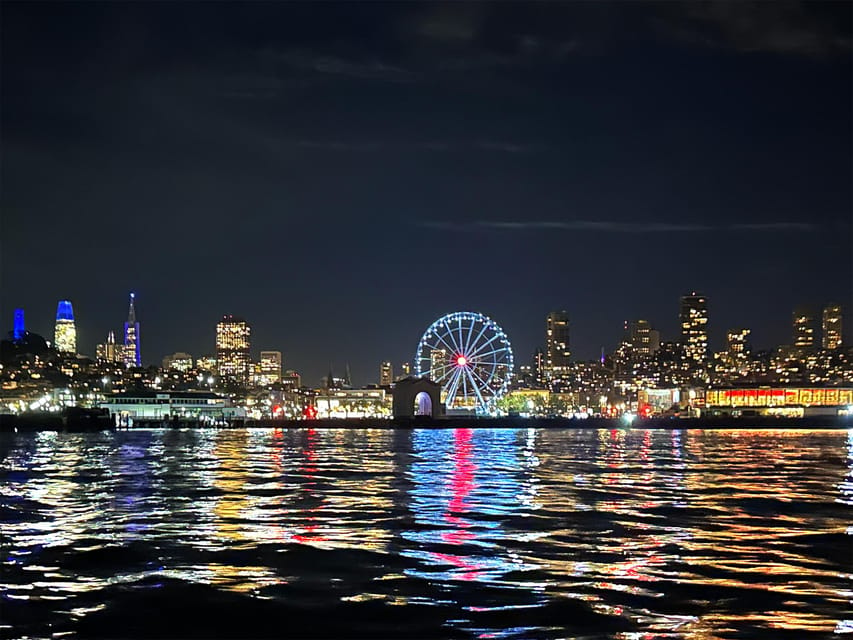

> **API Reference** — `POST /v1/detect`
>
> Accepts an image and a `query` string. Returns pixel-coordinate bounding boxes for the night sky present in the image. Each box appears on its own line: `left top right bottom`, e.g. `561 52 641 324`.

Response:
2 1 851 385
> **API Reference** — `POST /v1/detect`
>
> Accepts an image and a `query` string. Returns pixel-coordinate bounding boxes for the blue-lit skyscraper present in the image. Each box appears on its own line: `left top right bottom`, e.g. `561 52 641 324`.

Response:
54 300 77 353
123 293 141 367
12 309 25 341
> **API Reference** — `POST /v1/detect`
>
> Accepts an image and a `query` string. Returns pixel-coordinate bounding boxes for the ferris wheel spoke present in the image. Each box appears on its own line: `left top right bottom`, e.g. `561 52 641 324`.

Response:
445 366 464 408
468 365 495 396
461 365 468 405
433 331 459 358
457 315 465 356
464 367 488 411
462 317 476 356
468 347 509 363
468 332 503 358
464 321 490 357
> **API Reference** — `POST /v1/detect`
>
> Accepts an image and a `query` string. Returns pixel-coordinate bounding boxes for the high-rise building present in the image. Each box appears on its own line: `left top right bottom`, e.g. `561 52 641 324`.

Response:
96 331 120 363
123 293 141 367
792 306 816 351
54 300 77 354
727 328 751 360
629 320 660 357
545 311 570 378
532 348 545 384
430 348 447 381
679 293 708 363
13 309 25 341
380 361 393 386
216 315 251 384
822 304 842 350
163 352 194 372
253 351 282 386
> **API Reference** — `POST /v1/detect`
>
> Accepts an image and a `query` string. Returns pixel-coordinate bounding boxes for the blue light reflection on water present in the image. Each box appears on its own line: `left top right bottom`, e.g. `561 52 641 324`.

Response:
0 427 851 639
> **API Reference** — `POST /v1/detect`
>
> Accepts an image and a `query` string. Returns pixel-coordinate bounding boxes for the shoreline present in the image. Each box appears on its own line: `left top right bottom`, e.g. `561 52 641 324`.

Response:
1 413 851 432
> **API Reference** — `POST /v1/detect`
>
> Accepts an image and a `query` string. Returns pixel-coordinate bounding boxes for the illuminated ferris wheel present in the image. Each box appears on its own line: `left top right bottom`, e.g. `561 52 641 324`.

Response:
415 311 514 414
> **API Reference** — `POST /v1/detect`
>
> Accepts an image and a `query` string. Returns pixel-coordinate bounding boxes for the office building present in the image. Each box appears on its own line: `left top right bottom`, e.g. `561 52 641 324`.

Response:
281 370 301 390
123 293 141 367
253 351 282 387
822 304 842 350
430 348 447 382
545 311 571 380
54 300 77 354
727 328 751 360
216 316 251 384
679 293 708 363
792 306 816 351
629 320 659 357
196 355 217 372
96 331 119 363
163 352 194 372
380 361 393 386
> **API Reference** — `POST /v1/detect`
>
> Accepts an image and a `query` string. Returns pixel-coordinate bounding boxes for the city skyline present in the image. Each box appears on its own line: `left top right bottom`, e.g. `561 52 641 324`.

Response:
1 2 850 385
4 291 848 386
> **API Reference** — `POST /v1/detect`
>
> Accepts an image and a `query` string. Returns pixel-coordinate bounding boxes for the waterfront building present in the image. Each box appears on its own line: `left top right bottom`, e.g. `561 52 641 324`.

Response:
398 362 411 380
163 352 194 372
545 311 571 379
792 306 817 352
313 387 389 419
822 304 842 350
13 309 25 342
253 351 282 386
379 361 393 386
215 316 251 385
99 390 245 422
54 300 77 354
123 293 141 367
679 293 708 363
705 386 853 417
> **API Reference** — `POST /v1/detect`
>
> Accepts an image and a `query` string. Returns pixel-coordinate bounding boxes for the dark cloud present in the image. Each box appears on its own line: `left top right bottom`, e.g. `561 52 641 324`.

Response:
420 220 818 233
654 1 852 57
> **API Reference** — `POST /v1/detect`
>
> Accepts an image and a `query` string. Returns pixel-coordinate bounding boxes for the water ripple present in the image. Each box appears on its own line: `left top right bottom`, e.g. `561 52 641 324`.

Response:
0 427 850 638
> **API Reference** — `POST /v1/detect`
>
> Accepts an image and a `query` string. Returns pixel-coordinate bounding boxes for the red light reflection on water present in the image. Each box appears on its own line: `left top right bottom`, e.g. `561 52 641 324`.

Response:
433 429 480 580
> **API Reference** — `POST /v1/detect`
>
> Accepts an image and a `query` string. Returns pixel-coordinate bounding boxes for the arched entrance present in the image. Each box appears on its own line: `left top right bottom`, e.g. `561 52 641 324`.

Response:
392 377 442 418
414 391 432 416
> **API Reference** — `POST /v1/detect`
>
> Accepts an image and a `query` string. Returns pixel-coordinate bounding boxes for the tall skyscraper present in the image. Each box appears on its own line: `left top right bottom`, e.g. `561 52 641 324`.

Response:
792 306 816 351
12 309 25 341
216 315 251 384
679 293 708 363
54 300 77 354
545 311 570 378
380 361 393 386
123 293 141 367
822 304 842 350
